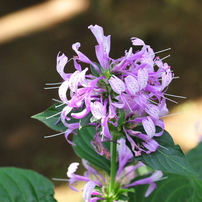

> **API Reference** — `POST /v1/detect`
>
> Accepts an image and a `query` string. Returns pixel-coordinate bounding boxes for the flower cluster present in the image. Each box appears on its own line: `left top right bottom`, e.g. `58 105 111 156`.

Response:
67 138 164 201
55 24 173 156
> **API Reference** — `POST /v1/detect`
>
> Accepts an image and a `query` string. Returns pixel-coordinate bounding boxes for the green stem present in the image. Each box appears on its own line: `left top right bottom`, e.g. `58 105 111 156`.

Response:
109 134 117 194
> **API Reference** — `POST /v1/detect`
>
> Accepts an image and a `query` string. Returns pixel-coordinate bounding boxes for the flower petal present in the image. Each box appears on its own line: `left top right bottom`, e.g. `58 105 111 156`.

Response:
88 25 111 69
125 75 139 95
138 68 148 90
142 117 155 139
56 52 69 80
116 138 133 176
58 80 69 103
145 105 160 120
109 75 125 94
67 162 79 178
60 105 73 125
72 42 100 72
90 101 105 119
83 181 97 202
142 138 159 152
131 37 145 46
101 117 112 139
68 70 80 92
71 107 91 119
64 123 79 145
161 69 173 90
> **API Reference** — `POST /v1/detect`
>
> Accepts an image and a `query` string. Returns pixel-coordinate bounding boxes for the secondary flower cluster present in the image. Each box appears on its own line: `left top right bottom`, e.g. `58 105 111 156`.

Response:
67 139 164 201
55 24 173 156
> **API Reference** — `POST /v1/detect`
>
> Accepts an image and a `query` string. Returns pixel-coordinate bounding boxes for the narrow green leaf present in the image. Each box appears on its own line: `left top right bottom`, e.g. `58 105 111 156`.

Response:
186 142 202 179
73 126 110 173
0 167 56 202
128 173 202 202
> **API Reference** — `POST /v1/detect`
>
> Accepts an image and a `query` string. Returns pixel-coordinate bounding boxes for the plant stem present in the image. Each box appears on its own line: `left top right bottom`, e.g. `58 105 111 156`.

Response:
109 134 117 194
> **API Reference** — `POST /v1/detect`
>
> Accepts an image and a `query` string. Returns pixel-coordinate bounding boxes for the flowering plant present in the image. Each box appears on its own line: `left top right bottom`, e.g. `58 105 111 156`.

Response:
32 25 202 202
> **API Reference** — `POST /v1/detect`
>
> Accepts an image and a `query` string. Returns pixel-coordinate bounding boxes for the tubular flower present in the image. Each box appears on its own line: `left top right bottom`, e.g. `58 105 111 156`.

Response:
50 24 174 155
66 138 164 201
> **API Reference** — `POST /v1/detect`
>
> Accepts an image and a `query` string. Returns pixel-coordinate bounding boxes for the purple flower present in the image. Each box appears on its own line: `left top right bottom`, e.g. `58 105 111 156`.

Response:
116 138 133 176
125 170 164 197
123 127 159 156
83 181 105 202
56 52 69 80
50 24 174 155
109 75 126 94
125 75 139 95
67 162 89 192
142 116 156 139
66 138 165 201
116 139 164 197
66 159 105 190
66 160 106 201
88 25 111 69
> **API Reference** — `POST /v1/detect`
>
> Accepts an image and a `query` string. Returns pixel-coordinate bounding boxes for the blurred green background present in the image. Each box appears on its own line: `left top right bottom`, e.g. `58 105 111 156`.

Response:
0 0 202 185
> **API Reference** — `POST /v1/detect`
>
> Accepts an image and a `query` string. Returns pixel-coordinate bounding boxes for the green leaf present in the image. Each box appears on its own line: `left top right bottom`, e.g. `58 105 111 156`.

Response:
186 142 202 179
79 112 92 129
32 104 67 132
73 126 110 173
117 110 125 128
32 104 79 133
90 62 103 77
118 194 129 201
128 126 197 176
128 173 202 202
0 167 56 202
138 144 197 176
